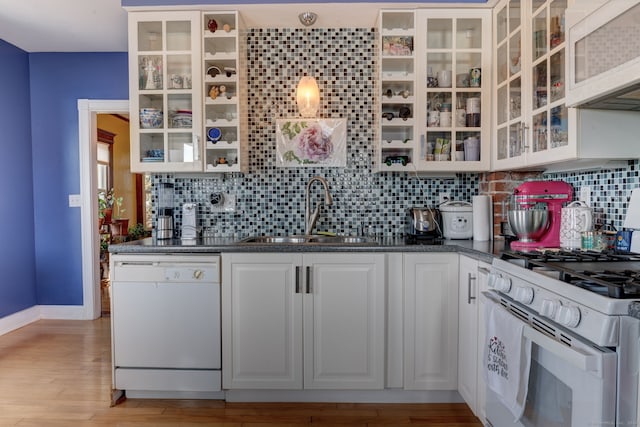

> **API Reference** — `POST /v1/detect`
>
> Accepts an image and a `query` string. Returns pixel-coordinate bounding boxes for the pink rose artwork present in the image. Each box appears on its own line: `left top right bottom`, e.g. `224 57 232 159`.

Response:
294 124 334 163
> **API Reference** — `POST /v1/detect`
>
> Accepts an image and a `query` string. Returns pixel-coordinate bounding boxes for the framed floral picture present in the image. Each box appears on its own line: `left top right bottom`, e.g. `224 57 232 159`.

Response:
275 119 347 167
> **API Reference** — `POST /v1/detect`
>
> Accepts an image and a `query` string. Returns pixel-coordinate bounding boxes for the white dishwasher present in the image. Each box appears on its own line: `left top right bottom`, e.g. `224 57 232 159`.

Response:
110 253 222 399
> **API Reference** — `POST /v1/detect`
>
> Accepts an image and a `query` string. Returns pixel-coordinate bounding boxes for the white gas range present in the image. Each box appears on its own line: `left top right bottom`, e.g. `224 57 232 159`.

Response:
485 250 640 427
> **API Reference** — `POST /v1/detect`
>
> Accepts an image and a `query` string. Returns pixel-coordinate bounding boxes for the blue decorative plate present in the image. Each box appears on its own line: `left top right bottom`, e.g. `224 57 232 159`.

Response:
207 127 222 142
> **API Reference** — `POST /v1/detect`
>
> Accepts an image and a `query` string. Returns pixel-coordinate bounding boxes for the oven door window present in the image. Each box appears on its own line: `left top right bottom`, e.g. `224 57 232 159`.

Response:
487 326 617 427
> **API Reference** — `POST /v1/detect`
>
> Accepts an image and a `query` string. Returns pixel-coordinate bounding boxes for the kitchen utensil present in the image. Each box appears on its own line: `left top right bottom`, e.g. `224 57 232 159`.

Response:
440 201 473 239
463 137 480 161
139 108 163 129
508 208 549 242
465 97 481 127
456 108 466 126
560 201 593 249
438 70 452 88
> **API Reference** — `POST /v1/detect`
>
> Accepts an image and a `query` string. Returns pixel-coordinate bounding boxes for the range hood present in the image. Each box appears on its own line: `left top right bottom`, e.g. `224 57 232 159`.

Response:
578 84 640 111
566 0 640 110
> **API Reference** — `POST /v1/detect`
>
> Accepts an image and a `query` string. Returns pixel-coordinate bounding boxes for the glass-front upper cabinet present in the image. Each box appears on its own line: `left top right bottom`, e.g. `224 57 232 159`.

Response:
376 9 490 173
494 0 524 165
529 0 568 161
493 0 571 170
128 11 203 173
417 10 491 172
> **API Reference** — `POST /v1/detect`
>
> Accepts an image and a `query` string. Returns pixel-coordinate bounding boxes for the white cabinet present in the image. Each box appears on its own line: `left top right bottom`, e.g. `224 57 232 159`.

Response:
476 260 490 422
492 0 573 170
222 252 385 390
128 10 247 173
457 254 491 419
403 253 459 390
377 9 491 173
566 0 640 107
202 11 248 172
457 255 479 408
128 11 203 173
491 0 637 172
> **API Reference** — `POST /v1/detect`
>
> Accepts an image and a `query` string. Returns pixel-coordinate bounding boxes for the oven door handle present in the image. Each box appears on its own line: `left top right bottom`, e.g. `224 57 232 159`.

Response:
523 323 602 375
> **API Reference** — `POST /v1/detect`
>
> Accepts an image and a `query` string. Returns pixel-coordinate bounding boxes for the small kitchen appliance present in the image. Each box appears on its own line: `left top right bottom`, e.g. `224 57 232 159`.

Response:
559 200 593 249
440 201 473 239
181 202 197 240
157 183 174 240
508 180 573 250
405 207 442 244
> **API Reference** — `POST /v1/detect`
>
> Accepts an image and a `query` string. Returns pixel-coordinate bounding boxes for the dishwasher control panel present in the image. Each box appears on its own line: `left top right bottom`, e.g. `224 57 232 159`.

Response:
110 254 220 283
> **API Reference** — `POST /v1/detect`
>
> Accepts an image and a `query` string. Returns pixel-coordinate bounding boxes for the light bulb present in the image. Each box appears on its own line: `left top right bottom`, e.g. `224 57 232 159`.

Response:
296 76 320 118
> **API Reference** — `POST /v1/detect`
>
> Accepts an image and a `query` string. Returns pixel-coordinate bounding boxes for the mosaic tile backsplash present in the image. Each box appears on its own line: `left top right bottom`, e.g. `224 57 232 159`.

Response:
545 160 640 231
153 28 479 238
152 28 640 238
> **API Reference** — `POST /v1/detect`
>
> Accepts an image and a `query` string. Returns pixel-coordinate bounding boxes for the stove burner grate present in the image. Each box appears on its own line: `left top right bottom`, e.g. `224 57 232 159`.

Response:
501 250 640 299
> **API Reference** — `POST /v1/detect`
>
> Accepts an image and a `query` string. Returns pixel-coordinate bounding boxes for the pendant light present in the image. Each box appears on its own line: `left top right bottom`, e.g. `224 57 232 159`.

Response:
296 12 319 118
296 76 320 118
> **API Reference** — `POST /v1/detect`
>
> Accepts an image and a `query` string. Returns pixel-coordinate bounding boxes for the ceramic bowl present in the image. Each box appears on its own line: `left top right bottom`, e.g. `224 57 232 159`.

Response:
140 109 163 129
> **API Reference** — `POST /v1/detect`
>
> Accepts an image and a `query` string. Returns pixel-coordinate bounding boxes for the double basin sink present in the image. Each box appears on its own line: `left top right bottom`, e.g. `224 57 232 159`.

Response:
238 235 377 245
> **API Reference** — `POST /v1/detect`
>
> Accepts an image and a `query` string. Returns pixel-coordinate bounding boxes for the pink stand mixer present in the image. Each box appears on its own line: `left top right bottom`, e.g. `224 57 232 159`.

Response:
508 181 573 250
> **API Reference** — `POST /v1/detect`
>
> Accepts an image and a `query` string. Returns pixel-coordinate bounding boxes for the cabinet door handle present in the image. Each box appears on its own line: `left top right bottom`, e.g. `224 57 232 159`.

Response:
306 266 312 294
478 267 490 275
295 266 301 294
468 272 477 304
194 135 200 160
521 122 530 151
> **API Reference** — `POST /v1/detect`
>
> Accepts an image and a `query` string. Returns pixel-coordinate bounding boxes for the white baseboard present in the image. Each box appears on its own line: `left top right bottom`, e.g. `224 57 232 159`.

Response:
0 306 41 336
0 305 89 336
39 305 87 320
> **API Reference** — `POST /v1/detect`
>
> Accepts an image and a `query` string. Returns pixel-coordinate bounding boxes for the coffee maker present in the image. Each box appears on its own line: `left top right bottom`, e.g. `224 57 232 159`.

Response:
508 181 573 250
157 183 174 240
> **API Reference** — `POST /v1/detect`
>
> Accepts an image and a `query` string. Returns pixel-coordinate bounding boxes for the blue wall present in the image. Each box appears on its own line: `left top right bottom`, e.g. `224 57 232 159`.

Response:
0 41 37 317
29 53 128 306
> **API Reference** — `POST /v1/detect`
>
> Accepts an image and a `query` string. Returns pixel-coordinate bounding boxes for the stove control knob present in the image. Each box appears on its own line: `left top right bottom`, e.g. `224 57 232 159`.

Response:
540 299 561 319
487 272 499 289
494 276 512 293
514 286 534 305
557 306 581 328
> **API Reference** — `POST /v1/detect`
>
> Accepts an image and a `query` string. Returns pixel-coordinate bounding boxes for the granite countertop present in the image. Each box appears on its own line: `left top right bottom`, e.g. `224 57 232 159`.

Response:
109 236 506 263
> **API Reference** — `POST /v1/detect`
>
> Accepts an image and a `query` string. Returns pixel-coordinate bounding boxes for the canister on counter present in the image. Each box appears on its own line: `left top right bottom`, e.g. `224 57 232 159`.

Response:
615 230 633 252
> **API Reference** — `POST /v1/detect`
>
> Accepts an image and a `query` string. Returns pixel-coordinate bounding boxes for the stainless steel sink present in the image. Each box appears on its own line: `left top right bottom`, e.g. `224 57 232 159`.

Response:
238 235 377 245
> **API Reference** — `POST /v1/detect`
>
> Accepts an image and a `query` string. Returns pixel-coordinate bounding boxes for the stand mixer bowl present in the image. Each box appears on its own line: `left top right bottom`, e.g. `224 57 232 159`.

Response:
508 209 549 242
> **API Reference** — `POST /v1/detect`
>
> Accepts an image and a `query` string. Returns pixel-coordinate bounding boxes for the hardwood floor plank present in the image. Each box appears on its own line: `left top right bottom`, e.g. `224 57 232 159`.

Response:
0 319 482 426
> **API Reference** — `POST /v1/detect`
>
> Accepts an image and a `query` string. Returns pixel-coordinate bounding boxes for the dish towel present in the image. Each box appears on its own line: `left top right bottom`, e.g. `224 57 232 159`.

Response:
484 298 532 421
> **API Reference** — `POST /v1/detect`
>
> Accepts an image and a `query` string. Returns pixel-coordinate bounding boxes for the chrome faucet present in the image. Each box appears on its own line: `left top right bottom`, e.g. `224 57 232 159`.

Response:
305 176 333 235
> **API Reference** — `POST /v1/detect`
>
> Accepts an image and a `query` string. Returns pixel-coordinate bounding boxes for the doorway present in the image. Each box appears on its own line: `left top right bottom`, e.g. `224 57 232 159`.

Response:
78 100 129 320
96 113 135 315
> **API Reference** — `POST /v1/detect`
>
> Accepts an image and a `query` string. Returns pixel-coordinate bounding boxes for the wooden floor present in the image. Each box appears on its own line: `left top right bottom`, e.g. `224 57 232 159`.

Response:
0 318 482 426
